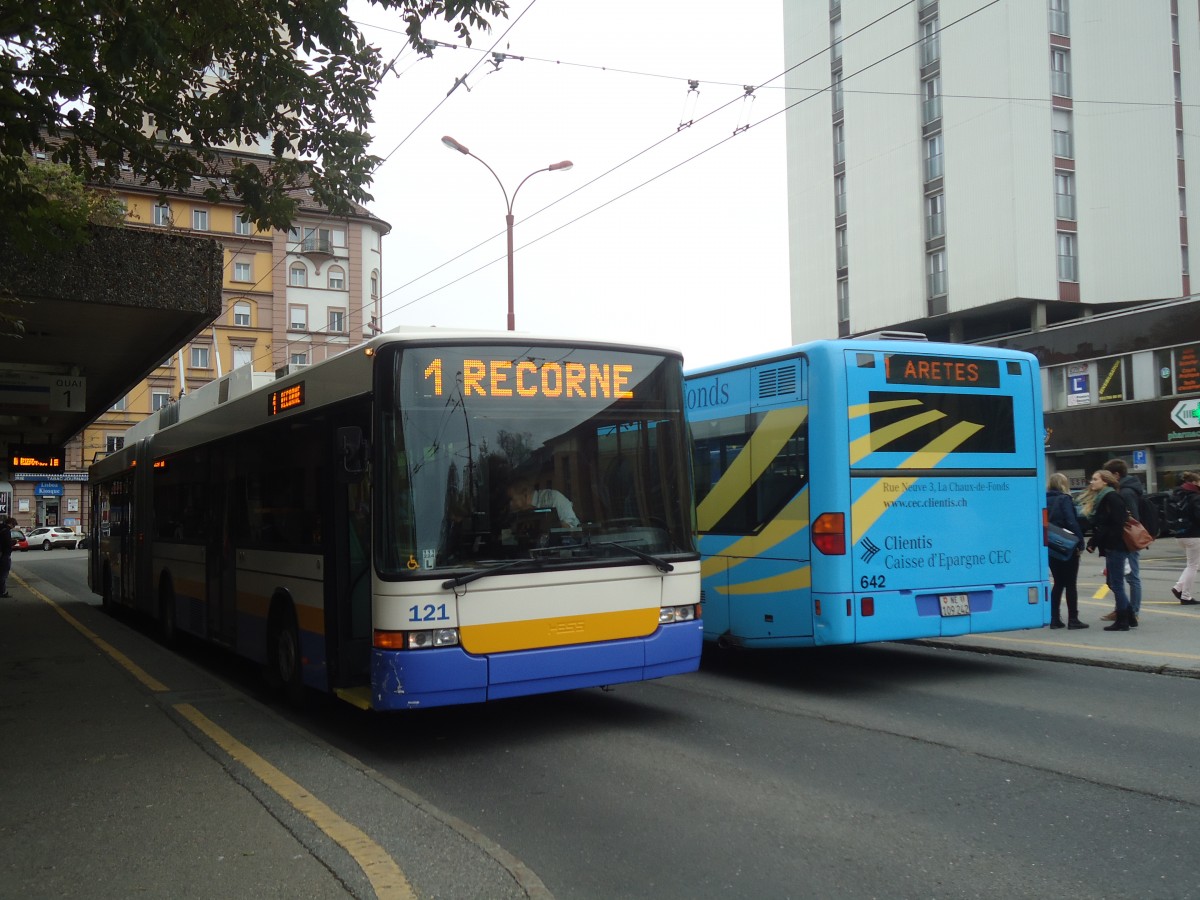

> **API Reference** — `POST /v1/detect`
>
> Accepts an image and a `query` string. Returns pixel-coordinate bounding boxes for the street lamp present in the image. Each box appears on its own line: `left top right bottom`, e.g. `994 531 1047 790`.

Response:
441 135 573 331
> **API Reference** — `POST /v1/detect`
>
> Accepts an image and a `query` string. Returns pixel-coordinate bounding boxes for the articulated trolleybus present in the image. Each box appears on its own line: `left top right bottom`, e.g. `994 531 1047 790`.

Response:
685 336 1048 649
89 329 702 709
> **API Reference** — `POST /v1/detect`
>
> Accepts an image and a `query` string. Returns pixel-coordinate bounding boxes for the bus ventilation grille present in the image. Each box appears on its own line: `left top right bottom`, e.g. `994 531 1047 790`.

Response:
757 365 796 399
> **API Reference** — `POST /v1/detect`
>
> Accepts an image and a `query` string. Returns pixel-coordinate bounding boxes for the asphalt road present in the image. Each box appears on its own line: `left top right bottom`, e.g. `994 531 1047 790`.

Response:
24 551 1200 900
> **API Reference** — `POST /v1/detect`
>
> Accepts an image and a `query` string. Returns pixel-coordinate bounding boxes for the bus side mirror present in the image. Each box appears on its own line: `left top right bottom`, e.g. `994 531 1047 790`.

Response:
337 426 368 482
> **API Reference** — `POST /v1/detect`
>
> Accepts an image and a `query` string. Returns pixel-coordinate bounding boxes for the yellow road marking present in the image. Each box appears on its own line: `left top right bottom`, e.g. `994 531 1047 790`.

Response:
15 573 414 900
176 704 414 900
961 632 1200 662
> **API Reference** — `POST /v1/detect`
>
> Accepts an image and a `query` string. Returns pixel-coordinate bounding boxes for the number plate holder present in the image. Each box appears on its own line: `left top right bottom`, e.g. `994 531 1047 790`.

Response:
938 593 970 617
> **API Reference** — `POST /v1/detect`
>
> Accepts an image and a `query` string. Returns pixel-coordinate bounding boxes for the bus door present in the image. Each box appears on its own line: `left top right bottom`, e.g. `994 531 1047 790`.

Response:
206 451 238 645
329 418 372 688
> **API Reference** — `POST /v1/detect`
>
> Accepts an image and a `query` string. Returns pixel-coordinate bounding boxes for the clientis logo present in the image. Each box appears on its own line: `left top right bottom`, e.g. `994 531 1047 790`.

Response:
686 377 730 410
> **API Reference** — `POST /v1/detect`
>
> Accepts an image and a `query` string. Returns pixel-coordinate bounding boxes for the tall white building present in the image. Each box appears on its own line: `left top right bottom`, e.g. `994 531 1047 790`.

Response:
785 0 1196 343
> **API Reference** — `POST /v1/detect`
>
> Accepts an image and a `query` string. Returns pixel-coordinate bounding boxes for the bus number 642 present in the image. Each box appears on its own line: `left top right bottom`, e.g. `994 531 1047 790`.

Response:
860 575 886 590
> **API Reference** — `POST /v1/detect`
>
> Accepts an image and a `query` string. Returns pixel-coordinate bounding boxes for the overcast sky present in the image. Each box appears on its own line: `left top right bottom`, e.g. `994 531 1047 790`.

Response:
348 0 791 369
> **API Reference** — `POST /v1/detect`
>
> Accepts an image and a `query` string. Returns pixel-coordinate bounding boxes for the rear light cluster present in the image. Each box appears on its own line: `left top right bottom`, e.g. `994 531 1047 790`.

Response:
374 628 460 650
812 512 845 555
660 604 700 624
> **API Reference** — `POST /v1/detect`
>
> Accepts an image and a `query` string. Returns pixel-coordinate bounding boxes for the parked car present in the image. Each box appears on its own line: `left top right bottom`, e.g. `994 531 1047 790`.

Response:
10 528 28 552
26 526 82 551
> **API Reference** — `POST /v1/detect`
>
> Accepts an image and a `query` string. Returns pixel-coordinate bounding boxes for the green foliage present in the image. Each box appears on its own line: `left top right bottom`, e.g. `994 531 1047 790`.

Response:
1 0 508 242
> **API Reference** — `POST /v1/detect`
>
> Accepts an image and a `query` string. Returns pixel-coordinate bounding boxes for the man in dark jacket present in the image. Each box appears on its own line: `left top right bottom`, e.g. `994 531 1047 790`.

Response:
1104 458 1144 625
0 517 13 598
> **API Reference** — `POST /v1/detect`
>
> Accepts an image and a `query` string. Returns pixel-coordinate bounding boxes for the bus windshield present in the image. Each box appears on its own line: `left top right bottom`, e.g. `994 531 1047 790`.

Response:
378 343 695 577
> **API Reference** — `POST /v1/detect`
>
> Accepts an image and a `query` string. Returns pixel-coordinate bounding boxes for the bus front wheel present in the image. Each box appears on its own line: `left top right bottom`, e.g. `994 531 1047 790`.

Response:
266 603 304 707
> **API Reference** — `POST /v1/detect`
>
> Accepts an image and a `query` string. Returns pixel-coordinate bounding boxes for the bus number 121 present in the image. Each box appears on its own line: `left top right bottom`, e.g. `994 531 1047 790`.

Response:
409 603 449 622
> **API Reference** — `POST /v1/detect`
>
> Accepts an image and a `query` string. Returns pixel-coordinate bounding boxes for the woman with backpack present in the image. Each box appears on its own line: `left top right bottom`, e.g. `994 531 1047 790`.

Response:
1085 469 1135 632
1169 472 1200 607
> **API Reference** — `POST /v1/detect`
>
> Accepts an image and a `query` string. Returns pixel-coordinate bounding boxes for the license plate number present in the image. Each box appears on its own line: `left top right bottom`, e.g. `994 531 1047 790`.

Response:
939 594 970 616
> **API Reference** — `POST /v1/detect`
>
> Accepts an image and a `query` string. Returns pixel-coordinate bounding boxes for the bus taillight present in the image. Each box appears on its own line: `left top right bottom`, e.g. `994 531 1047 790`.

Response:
812 513 846 555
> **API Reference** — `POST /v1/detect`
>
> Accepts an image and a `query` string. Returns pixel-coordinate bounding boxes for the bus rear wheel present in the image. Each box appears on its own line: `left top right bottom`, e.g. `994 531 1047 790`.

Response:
266 604 305 707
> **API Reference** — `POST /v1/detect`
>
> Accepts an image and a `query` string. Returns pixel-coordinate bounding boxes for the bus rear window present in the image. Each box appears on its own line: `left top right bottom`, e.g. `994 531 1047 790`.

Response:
867 391 1015 454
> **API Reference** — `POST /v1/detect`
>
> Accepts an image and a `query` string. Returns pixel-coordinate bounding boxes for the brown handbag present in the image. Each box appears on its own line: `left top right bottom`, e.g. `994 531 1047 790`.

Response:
1122 516 1154 551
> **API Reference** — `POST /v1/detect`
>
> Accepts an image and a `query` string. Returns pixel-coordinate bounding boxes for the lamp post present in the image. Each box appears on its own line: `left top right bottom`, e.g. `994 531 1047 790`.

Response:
441 136 573 331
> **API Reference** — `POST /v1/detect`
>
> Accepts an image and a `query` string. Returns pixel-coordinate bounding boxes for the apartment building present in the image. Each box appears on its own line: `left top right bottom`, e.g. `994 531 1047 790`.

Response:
784 0 1199 490
12 150 390 532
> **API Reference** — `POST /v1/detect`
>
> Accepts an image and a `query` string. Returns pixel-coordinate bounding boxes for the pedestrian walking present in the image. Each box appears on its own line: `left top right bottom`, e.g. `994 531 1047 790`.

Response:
1046 473 1088 629
1084 469 1135 632
1168 471 1200 606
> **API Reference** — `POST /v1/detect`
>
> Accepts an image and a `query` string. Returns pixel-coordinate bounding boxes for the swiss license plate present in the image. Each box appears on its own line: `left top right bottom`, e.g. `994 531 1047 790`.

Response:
939 594 970 616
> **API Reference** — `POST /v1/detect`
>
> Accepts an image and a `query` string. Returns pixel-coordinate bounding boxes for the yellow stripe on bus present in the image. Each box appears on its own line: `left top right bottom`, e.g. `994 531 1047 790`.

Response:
849 408 946 464
717 565 811 596
851 420 984 544
697 405 808 532
700 490 810 579
459 607 660 654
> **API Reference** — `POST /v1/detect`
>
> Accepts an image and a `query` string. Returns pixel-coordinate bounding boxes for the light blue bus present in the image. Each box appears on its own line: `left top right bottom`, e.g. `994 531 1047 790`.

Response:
686 337 1049 648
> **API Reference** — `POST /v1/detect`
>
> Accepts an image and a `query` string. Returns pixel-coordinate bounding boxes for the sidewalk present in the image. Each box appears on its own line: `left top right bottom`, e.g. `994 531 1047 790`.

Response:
0 563 537 900
920 541 1200 678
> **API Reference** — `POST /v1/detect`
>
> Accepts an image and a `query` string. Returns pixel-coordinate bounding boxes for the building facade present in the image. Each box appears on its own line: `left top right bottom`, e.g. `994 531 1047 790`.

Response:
783 0 1199 491
10 151 390 535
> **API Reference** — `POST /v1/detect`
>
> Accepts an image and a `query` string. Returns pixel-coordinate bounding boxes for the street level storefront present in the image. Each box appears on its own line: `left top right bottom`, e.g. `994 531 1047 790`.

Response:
9 472 88 532
994 297 1200 492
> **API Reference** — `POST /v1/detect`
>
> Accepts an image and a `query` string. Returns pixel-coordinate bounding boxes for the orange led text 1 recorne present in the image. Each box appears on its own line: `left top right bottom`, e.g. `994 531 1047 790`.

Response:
423 357 635 400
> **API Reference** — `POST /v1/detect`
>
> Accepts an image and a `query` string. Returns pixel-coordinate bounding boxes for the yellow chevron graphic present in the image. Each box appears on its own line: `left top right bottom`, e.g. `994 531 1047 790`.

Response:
700 489 809 579
696 405 808 532
719 564 811 596
851 420 984 544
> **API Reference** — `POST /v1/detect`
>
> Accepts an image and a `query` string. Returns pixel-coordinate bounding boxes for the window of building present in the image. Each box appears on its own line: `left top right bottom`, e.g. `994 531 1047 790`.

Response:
235 215 253 236
920 20 939 66
834 174 846 216
1184 245 1191 276
290 351 310 367
290 264 308 287
831 15 843 61
233 346 253 369
1096 355 1134 404
922 76 941 125
289 306 307 331
1055 172 1075 220
835 226 848 269
927 250 947 297
106 435 125 454
233 261 251 282
233 301 251 326
926 192 945 239
1051 48 1071 97
1049 0 1069 36
328 309 345 333
833 123 846 164
153 201 171 226
1057 232 1078 282
370 271 380 298
1181 187 1188 217
327 266 345 290
110 394 127 412
1157 344 1200 397
925 133 944 180
192 208 208 231
152 391 171 411
1053 109 1073 158
837 278 850 323
831 68 844 114
190 345 210 369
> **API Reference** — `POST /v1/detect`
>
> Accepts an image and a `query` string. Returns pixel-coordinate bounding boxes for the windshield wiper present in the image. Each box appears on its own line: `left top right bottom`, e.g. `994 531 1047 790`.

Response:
440 557 542 590
589 541 674 573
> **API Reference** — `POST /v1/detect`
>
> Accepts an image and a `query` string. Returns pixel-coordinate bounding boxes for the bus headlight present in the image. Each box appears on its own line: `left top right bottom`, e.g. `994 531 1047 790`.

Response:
406 628 460 649
659 604 699 624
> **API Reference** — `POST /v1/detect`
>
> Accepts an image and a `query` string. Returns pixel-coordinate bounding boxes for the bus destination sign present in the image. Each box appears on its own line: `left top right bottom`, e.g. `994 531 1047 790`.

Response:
9 445 64 473
884 354 1000 388
268 382 305 416
422 356 636 400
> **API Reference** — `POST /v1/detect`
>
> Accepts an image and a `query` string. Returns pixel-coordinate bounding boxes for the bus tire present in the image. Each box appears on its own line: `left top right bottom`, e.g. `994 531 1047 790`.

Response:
266 602 305 708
